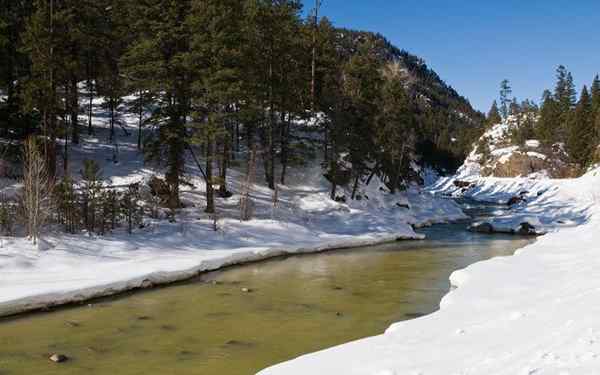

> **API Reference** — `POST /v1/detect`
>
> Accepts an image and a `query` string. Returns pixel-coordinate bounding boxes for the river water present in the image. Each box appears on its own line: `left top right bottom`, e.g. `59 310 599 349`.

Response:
0 200 534 375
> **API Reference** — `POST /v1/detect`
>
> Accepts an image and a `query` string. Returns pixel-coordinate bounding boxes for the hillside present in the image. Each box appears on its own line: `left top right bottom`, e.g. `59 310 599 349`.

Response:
335 28 486 170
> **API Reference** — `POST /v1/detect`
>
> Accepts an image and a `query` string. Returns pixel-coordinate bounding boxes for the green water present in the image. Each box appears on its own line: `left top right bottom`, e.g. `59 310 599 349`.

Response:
0 203 534 375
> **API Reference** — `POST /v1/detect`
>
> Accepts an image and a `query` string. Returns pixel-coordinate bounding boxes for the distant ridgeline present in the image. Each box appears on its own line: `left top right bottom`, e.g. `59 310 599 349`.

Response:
335 28 486 172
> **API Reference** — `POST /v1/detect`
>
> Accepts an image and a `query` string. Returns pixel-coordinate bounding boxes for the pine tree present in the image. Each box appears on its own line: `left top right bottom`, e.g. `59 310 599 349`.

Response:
96 5 127 145
536 90 560 145
499 79 512 120
510 100 537 146
591 75 600 147
486 100 502 126
311 17 346 199
567 86 593 166
274 9 305 186
555 66 577 111
187 0 246 212
22 0 59 179
376 67 415 193
554 65 577 138
121 0 192 211
509 97 521 117
245 0 303 190
0 0 35 139
80 159 103 234
312 16 339 163
341 42 382 199
591 75 600 113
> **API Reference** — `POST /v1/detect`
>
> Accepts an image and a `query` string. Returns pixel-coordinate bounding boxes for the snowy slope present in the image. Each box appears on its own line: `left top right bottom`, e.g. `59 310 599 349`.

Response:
0 96 467 317
258 170 600 374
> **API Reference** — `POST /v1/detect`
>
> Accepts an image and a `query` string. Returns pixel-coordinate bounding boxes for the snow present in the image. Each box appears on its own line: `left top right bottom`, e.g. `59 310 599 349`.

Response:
483 120 511 144
7 93 600 374
527 151 547 160
0 180 466 317
258 167 600 375
0 96 467 317
495 146 519 164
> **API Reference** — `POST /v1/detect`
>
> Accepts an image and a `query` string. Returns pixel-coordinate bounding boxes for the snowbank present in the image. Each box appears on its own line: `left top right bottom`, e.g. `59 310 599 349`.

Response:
0 89 471 317
0 175 469 318
259 169 600 375
0 187 466 318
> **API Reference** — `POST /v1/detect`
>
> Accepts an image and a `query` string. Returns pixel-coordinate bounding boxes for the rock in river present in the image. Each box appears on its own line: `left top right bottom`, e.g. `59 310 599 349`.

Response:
49 354 68 363
468 222 494 233
515 222 537 235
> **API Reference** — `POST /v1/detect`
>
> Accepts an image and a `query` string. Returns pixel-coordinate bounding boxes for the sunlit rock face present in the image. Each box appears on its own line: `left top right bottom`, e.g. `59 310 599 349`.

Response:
465 119 580 179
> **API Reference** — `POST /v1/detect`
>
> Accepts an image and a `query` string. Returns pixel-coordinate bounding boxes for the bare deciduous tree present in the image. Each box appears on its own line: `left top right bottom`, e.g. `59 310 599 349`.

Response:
22 137 52 245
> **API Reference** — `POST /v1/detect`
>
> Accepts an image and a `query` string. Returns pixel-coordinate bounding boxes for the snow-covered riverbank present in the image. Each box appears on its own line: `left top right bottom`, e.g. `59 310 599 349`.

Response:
0 156 466 317
0 93 472 318
259 169 600 375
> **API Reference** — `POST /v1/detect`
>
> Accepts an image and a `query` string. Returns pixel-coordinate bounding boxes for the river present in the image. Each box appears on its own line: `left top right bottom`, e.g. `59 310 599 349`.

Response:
0 200 534 375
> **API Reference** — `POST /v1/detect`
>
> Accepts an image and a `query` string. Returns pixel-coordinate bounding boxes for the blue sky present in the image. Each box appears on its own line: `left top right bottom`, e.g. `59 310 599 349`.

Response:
303 0 600 112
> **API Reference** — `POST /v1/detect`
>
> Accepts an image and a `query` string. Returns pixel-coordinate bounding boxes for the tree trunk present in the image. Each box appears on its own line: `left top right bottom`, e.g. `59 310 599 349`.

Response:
219 132 229 197
109 98 115 143
47 87 57 183
280 112 290 185
246 121 254 151
266 44 276 190
86 52 94 135
351 175 360 200
3 43 15 138
235 121 240 156
323 123 329 163
329 156 338 201
310 0 319 112
365 163 379 186
330 180 337 201
205 139 215 214
46 0 56 183
63 92 69 176
70 77 79 145
137 90 143 150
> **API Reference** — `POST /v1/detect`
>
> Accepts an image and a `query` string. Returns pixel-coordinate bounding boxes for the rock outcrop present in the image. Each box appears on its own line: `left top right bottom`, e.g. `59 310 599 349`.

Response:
481 145 579 179
461 120 580 179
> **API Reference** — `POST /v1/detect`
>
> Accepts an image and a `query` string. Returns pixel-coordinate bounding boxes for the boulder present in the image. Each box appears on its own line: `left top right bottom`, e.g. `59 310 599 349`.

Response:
515 222 537 235
453 180 473 189
49 354 68 363
468 222 494 233
219 190 234 199
334 196 346 203
148 176 171 205
482 148 579 179
507 196 525 206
